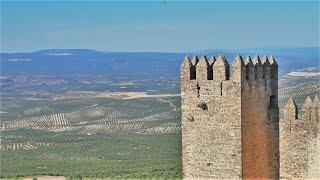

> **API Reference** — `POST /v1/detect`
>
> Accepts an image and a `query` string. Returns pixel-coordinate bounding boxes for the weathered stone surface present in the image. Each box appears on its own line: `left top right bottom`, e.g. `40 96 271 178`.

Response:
280 96 320 179
181 54 279 179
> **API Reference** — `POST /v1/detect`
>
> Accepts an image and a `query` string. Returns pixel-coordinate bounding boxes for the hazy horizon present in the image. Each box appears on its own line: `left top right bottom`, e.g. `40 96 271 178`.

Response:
1 46 320 54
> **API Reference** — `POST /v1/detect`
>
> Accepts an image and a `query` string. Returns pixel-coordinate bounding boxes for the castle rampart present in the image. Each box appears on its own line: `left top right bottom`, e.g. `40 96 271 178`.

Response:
181 54 279 179
182 55 277 82
280 95 320 179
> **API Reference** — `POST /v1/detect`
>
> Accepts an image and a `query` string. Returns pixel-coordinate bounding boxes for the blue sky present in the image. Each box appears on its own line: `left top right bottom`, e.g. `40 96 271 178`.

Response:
1 1 319 52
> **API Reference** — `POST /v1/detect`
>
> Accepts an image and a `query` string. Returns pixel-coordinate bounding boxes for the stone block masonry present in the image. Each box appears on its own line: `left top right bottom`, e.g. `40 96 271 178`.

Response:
181 54 279 179
280 95 320 179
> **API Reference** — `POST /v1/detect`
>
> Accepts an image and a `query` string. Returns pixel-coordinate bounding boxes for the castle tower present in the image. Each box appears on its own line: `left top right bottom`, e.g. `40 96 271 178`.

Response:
181 54 279 179
280 96 320 179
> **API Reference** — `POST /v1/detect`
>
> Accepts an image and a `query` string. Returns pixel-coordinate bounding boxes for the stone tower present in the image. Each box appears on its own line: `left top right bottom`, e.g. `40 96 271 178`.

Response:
181 54 279 179
280 95 320 179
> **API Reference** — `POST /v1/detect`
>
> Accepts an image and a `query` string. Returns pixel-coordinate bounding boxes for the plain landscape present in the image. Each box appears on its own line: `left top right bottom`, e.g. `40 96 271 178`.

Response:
1 47 319 179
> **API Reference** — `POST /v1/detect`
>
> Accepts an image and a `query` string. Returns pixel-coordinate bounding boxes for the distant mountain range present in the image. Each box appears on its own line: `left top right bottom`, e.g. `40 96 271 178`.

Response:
2 46 319 56
1 47 319 78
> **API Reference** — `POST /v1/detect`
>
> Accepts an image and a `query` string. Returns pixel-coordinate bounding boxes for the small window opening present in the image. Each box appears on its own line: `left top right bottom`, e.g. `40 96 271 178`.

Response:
190 66 196 80
269 95 276 107
220 83 223 96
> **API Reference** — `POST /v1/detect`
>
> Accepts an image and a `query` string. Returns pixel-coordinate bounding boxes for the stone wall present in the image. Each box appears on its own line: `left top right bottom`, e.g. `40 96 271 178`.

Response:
280 95 320 179
242 55 279 178
181 54 279 179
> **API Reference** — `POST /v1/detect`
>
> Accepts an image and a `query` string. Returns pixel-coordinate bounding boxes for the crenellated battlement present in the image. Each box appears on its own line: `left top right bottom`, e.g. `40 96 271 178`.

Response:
181 54 278 103
282 95 319 138
283 95 319 121
181 54 277 83
280 95 319 179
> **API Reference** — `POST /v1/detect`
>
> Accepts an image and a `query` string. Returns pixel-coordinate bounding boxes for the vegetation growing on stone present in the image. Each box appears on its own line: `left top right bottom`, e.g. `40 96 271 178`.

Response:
187 116 195 122
197 102 208 110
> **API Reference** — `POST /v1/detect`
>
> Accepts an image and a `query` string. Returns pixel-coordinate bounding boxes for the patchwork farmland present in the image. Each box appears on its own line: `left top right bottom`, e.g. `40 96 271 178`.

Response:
0 96 182 179
2 97 181 137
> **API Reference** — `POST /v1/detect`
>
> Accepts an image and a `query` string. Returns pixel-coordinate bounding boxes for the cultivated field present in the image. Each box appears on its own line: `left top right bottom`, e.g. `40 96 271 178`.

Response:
0 96 182 179
278 74 320 113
